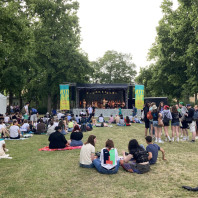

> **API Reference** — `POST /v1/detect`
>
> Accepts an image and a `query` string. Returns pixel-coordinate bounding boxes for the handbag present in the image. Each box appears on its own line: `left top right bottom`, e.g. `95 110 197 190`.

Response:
158 113 164 127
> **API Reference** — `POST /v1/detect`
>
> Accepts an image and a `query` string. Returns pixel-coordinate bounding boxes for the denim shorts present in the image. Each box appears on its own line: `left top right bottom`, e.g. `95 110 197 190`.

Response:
153 121 158 127
171 122 180 126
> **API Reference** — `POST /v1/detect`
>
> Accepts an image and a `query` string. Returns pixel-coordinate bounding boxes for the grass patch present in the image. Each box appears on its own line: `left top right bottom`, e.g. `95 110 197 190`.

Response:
0 124 198 198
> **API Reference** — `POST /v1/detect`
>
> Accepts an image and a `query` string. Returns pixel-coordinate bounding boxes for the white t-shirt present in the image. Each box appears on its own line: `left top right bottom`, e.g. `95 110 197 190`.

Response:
80 143 95 165
100 148 119 170
88 107 93 114
57 113 64 120
25 105 29 115
99 116 104 123
10 125 20 138
0 124 6 130
20 123 29 132
4 116 10 123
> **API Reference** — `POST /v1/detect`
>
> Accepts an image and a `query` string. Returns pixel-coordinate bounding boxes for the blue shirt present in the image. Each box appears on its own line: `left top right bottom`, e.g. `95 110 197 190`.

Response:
146 144 160 165
67 115 71 121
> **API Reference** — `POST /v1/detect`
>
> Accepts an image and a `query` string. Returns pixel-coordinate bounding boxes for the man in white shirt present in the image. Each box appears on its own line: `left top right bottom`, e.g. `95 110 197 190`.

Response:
10 121 21 139
57 111 64 120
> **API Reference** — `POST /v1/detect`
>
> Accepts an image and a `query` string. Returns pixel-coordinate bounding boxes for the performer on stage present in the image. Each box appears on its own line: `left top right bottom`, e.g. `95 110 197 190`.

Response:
83 99 86 109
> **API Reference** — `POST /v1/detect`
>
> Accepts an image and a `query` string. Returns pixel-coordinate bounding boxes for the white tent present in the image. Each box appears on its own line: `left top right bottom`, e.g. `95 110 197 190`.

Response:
0 93 7 115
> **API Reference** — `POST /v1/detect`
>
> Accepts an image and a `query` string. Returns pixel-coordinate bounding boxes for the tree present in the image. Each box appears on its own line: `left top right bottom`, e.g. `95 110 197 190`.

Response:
92 50 137 84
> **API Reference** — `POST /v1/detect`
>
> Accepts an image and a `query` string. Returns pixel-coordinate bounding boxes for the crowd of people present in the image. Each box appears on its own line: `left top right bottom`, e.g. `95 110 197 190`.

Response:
143 101 198 143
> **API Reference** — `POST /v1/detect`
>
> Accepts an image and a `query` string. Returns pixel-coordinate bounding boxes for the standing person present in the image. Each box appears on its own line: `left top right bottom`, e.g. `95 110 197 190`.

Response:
158 101 164 112
9 120 21 139
193 105 198 139
176 104 182 138
171 105 180 142
80 135 96 168
92 104 96 119
22 103 29 120
186 104 196 142
120 139 150 174
30 108 38 124
151 105 164 143
143 101 150 137
179 102 189 141
93 139 120 174
149 102 155 138
162 105 172 142
145 136 166 165
49 126 68 149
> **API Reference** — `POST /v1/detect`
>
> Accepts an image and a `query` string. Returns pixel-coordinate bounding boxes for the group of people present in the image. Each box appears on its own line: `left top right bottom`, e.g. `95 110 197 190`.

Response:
79 135 166 174
143 101 198 143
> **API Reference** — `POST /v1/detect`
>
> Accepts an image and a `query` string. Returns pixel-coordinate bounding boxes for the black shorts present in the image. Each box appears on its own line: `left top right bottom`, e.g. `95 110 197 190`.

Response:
163 121 169 126
144 119 150 129
181 121 188 129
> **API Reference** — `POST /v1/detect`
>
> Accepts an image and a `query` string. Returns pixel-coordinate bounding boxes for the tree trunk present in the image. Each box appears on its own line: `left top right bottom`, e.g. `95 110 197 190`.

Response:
195 93 197 104
9 91 13 106
47 93 52 113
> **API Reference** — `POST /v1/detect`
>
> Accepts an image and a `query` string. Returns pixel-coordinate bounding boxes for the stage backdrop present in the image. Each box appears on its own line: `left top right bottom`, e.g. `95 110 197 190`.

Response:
135 85 144 110
60 84 70 110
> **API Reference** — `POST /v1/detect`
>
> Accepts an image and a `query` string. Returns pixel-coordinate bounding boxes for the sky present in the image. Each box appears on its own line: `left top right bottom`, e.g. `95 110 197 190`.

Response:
78 0 179 72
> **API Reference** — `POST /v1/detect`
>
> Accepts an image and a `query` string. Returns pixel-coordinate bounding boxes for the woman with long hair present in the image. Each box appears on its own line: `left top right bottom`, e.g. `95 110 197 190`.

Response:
171 105 180 142
80 135 96 168
93 139 120 174
69 125 83 146
120 139 150 174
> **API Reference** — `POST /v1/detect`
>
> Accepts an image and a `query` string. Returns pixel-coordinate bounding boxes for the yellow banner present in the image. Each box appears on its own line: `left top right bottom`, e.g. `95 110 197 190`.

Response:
135 85 144 110
60 84 70 110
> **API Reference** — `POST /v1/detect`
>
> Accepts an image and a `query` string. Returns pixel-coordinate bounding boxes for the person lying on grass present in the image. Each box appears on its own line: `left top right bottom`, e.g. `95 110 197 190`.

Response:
120 139 150 174
80 135 96 168
145 136 166 165
93 139 120 174
49 126 69 149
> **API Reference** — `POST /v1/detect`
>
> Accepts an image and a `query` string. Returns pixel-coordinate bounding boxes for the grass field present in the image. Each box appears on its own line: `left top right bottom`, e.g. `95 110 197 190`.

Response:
0 123 198 198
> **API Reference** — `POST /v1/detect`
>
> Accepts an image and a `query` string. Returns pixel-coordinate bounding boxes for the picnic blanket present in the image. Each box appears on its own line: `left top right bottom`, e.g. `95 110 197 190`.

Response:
4 138 28 140
39 146 82 151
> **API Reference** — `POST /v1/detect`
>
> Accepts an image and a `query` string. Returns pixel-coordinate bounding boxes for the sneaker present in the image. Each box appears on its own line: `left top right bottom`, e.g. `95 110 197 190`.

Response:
176 138 179 142
180 135 183 138
195 136 198 140
158 139 164 143
186 136 189 141
190 140 195 143
172 137 174 142
155 138 158 143
165 137 168 142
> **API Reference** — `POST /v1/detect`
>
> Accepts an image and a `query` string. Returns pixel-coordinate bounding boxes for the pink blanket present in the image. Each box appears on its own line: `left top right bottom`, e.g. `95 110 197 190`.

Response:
39 146 82 151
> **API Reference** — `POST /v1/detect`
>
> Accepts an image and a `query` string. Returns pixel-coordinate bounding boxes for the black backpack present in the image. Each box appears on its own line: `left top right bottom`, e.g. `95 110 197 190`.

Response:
163 112 170 123
133 149 149 163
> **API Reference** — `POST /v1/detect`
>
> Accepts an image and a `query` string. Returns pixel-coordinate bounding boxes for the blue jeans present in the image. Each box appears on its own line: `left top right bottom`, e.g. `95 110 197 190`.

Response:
93 158 120 174
80 163 94 168
70 140 83 147
68 128 73 132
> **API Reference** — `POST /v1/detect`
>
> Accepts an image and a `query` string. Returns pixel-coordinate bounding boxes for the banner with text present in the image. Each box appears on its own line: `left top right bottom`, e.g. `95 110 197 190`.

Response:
135 85 144 110
60 84 70 110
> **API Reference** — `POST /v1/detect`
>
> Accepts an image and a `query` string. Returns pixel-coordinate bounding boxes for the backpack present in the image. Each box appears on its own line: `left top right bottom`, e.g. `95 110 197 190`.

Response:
147 111 153 120
133 149 149 163
31 108 37 113
163 112 170 123
193 111 198 121
80 123 87 132
21 107 26 114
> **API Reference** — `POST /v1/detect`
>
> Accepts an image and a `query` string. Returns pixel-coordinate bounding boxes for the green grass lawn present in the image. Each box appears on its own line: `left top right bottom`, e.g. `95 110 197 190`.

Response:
0 124 198 198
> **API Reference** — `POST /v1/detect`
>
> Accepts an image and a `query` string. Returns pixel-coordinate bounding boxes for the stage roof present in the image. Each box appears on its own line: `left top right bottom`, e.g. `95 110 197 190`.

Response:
76 83 129 90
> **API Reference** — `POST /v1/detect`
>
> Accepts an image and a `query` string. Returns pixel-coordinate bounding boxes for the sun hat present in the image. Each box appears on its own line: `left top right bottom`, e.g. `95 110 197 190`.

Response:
152 105 157 110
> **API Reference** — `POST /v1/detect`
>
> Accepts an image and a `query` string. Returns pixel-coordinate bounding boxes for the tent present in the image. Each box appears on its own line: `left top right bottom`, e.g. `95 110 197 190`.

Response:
0 93 7 115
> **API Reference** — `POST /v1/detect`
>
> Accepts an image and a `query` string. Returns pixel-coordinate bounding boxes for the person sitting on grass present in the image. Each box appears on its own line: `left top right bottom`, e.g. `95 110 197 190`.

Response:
68 125 83 147
98 114 104 123
20 120 30 134
0 121 10 138
35 119 46 134
49 126 68 149
68 120 74 132
80 135 96 168
0 139 12 159
9 120 21 139
117 115 125 126
145 136 166 165
93 139 120 174
125 116 131 126
120 139 150 174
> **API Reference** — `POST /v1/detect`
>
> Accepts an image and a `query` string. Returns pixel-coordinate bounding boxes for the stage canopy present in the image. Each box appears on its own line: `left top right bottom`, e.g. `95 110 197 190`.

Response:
76 83 129 108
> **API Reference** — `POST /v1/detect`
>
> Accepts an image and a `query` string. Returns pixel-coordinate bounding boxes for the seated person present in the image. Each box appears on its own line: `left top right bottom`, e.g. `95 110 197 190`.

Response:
4 113 10 124
124 116 131 126
49 126 68 149
93 139 120 174
98 114 104 123
20 120 30 134
0 121 10 138
80 135 96 168
47 121 55 136
35 120 46 134
75 115 81 124
68 120 74 132
117 115 125 126
108 115 114 124
115 114 120 124
0 139 11 158
145 136 166 164
58 120 67 135
69 125 83 146
9 120 21 139
120 139 150 174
